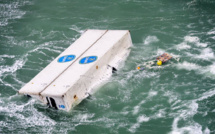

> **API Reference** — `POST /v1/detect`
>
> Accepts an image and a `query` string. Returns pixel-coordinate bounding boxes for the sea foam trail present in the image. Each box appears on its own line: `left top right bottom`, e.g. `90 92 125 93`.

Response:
167 78 215 134
196 48 214 60
176 61 201 71
143 35 159 45
69 25 85 33
176 61 215 79
168 88 215 134
176 36 208 51
0 97 56 133
168 97 201 134
176 42 191 50
207 28 215 35
0 58 26 78
0 1 29 26
129 115 150 133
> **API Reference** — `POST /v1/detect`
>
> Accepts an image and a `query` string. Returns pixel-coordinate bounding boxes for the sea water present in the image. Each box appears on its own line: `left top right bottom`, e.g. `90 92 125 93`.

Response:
0 0 215 133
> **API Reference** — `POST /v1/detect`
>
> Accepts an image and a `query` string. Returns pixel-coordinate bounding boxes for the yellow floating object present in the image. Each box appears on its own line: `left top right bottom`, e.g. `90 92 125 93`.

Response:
137 66 140 70
157 60 162 66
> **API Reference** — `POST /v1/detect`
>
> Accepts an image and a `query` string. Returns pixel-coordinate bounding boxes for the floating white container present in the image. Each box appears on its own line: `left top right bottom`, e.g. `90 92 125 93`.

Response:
19 30 132 111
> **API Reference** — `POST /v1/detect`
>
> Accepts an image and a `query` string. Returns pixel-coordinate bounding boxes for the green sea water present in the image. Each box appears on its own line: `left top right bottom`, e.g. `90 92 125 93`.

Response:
1 0 215 133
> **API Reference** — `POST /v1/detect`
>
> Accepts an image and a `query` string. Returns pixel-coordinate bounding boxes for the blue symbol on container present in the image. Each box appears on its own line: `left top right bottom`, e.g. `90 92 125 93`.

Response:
59 105 65 108
58 55 76 63
79 56 97 64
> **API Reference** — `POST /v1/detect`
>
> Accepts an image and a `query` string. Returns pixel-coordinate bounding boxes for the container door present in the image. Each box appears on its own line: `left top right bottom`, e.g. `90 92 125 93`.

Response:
46 97 58 109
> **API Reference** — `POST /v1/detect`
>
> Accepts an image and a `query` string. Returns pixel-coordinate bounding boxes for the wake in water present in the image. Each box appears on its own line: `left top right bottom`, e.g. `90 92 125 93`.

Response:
0 0 32 27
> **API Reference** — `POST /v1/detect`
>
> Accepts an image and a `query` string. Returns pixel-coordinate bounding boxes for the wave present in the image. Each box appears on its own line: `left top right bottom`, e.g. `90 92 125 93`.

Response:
0 58 26 78
0 1 31 27
143 35 159 45
0 97 56 133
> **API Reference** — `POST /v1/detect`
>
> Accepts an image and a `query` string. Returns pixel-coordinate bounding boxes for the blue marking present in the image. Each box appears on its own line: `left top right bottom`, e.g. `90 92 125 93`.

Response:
59 105 65 108
80 56 97 64
58 55 76 63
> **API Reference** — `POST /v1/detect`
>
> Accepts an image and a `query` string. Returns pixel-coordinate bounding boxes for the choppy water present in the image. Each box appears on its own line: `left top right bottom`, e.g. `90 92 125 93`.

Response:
1 0 215 133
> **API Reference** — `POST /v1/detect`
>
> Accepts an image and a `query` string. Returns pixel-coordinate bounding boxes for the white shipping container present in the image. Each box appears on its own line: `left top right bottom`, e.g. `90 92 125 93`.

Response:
19 30 132 111
19 30 107 100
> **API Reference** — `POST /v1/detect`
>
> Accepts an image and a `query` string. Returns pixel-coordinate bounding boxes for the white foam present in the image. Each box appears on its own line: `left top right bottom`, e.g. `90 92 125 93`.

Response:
163 90 178 104
13 76 25 85
1 81 16 90
169 101 202 134
171 117 179 133
183 50 209 61
196 89 215 102
132 105 140 115
148 91 158 98
184 36 199 43
186 101 198 118
0 55 16 63
207 29 215 35
196 48 214 60
176 42 191 50
0 59 26 77
0 99 56 129
131 100 146 115
144 36 159 45
169 86 215 134
170 121 203 134
0 2 26 27
0 20 8 26
196 42 207 47
176 61 201 71
0 55 15 58
69 25 84 33
0 121 7 131
171 101 198 119
183 36 207 48
187 23 195 28
153 108 166 118
137 115 150 122
43 47 62 54
156 49 165 55
203 127 210 134
28 42 63 55
75 113 95 123
129 115 150 133
208 63 215 75
24 109 56 127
